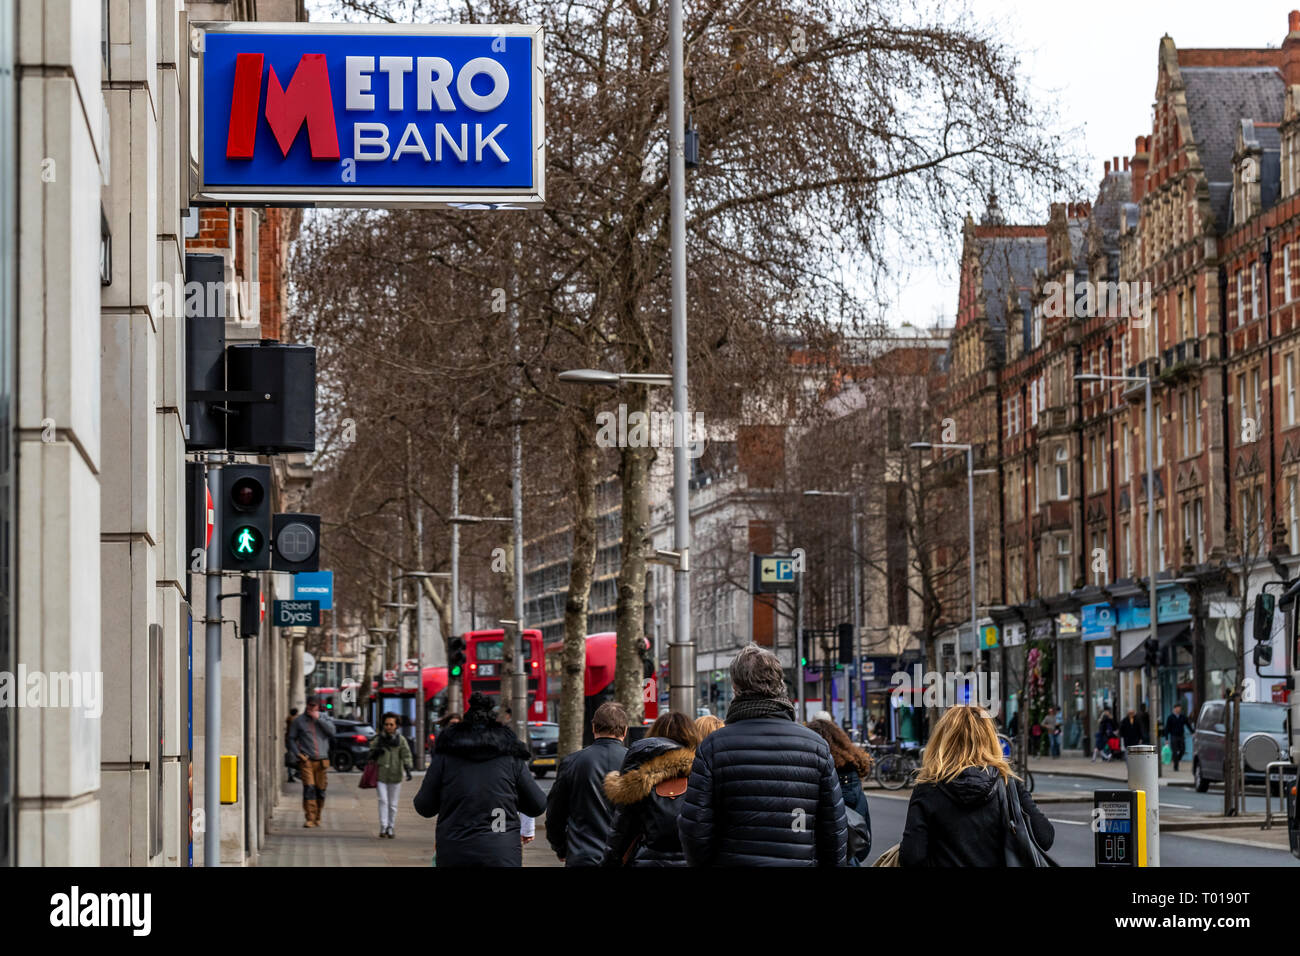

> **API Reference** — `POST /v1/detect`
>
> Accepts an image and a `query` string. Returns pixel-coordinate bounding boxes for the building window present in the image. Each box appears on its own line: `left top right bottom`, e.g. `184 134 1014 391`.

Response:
1057 536 1072 594
1255 485 1267 553
1252 261 1260 319
1055 446 1069 499
1252 367 1262 426
886 408 902 451
1239 373 1251 439
1122 520 1132 576
1290 476 1299 554
1193 386 1203 452
1289 354 1297 426
1154 401 1163 465
1122 424 1131 480
1182 498 1205 565
1180 391 1190 457
1156 509 1167 571
1287 244 1294 304
1237 270 1245 327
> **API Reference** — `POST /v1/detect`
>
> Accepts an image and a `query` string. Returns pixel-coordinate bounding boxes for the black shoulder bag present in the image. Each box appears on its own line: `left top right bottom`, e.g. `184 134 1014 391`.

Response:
1001 778 1057 867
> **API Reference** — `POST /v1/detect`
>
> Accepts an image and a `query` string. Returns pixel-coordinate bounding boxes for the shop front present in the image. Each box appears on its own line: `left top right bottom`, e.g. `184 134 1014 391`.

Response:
1055 612 1089 755
1081 602 1118 740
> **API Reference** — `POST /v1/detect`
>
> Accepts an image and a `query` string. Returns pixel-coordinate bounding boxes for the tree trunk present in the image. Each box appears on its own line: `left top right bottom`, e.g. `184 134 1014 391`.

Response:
615 384 652 724
561 408 599 756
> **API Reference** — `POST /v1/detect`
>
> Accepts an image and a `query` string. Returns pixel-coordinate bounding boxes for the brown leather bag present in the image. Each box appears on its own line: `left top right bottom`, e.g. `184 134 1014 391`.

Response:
654 776 688 798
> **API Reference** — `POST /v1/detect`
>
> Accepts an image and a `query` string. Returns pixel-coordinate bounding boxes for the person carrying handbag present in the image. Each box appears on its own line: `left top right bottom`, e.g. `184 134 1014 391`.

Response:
369 712 413 839
898 705 1054 867
807 717 873 865
600 712 698 867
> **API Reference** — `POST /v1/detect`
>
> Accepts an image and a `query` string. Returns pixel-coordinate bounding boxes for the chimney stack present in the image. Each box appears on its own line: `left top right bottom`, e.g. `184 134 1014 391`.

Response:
1104 161 1111 175
1124 157 1130 171
1113 155 1120 173
1285 11 1300 86
1131 135 1150 202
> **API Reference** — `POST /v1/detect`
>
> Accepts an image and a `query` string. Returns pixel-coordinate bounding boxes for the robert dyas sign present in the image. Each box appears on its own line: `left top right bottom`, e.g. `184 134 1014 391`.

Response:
191 22 544 207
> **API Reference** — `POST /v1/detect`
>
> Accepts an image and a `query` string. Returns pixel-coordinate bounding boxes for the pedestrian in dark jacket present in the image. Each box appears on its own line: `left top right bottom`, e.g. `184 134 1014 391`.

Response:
1119 709 1145 754
413 692 546 867
288 697 336 828
1164 703 1190 771
677 643 847 866
807 717 873 865
601 711 699 866
546 701 628 866
900 705 1054 867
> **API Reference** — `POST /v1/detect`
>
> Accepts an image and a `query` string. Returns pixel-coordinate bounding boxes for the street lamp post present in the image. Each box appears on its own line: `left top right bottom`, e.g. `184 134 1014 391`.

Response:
804 490 861 731
447 512 514 725
1077 371 1160 779
399 570 452 771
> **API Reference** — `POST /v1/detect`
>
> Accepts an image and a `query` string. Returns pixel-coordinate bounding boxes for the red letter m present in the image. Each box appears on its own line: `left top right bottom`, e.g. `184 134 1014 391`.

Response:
226 52 340 160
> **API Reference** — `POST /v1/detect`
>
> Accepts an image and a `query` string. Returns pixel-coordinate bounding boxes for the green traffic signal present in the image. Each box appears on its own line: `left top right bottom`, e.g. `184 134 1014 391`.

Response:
231 525 264 558
450 665 462 677
799 657 807 667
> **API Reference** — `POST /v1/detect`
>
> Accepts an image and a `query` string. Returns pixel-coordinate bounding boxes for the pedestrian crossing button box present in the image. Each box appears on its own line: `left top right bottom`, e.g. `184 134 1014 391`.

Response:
1093 788 1145 867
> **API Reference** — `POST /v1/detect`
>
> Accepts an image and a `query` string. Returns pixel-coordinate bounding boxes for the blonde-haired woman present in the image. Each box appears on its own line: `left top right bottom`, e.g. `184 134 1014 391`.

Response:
694 714 724 740
899 705 1053 867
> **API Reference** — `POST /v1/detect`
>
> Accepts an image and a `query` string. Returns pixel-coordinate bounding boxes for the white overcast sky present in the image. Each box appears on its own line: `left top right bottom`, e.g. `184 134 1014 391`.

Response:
890 0 1290 330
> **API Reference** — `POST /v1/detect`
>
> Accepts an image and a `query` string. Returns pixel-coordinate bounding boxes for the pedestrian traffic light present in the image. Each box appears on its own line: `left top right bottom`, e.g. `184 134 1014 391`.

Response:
222 464 271 571
272 513 320 572
1143 636 1159 671
238 576 260 638
837 622 854 664
799 630 809 668
449 636 467 677
225 342 317 454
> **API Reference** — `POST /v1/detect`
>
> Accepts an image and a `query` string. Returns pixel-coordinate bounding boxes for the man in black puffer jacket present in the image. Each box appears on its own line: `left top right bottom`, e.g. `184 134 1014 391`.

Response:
413 693 547 867
546 702 628 866
678 644 847 866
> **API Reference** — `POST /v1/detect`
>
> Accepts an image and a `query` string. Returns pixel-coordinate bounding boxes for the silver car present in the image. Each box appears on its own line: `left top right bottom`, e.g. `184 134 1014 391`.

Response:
1192 700 1290 792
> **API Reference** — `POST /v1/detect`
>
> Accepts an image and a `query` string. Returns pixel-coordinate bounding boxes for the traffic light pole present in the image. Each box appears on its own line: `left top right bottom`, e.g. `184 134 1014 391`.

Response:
204 454 222 866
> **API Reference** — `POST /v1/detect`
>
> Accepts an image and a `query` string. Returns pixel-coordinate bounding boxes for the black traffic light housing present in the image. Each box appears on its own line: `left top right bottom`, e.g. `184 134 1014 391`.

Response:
239 576 261 638
226 342 316 454
449 637 467 677
1143 636 1159 671
184 254 227 451
222 464 271 571
272 513 320 572
1253 593 1276 644
837 622 854 664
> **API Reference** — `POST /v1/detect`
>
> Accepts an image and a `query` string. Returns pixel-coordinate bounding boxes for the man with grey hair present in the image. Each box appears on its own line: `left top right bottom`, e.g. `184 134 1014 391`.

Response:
678 643 847 866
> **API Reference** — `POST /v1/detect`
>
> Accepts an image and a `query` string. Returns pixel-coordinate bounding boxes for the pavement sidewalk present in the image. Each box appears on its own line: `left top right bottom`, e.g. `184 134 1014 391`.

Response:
1027 753 1194 787
258 769 563 867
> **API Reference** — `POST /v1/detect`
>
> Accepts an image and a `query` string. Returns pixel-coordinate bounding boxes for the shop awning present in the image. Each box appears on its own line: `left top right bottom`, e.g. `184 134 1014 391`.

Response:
1116 621 1190 669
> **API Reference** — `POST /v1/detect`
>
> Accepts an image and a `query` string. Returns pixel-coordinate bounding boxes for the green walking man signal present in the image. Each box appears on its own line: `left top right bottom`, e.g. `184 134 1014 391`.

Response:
233 525 262 557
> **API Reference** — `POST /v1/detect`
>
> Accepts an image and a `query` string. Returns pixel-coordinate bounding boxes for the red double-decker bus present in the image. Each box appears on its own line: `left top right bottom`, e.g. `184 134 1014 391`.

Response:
544 632 658 743
462 628 547 720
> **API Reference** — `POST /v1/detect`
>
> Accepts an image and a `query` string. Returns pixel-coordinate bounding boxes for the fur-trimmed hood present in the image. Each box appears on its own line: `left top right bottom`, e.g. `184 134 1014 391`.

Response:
603 739 696 805
434 719 531 762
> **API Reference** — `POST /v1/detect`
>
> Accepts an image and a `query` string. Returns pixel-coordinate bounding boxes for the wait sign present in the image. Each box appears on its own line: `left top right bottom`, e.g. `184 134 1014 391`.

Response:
192 22 545 207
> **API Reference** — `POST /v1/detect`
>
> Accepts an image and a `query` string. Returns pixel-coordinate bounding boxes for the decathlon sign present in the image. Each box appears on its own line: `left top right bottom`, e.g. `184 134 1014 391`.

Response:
191 22 544 207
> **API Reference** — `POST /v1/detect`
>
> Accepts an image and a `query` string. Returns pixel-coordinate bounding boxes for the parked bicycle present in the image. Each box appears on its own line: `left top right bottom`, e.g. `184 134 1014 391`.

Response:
869 741 920 790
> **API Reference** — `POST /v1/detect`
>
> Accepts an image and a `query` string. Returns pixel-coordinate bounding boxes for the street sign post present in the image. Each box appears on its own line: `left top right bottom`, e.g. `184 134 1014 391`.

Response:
751 553 797 595
273 599 320 627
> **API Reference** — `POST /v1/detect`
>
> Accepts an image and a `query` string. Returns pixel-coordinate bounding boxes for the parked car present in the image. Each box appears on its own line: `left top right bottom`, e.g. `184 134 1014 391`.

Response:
1192 700 1290 792
330 719 377 772
528 721 559 777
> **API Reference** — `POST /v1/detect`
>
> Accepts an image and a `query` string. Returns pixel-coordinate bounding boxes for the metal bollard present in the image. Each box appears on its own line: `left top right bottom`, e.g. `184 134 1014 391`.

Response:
1127 745 1160 866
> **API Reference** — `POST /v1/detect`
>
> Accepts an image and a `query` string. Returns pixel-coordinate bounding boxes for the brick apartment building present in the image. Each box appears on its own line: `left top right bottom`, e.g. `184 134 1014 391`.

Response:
922 11 1300 756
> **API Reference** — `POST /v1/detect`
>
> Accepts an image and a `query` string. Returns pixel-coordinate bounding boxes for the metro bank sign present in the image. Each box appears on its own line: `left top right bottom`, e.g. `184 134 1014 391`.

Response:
193 22 544 206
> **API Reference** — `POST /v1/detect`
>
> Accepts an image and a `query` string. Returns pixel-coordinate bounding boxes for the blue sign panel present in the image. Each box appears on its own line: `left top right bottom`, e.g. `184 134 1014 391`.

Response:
1115 586 1191 630
1081 602 1116 641
294 570 334 611
196 23 544 206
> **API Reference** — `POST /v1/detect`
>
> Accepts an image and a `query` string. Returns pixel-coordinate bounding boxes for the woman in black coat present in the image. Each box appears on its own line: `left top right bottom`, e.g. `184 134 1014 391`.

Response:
600 712 699 866
413 692 547 867
899 705 1053 867
807 718 873 864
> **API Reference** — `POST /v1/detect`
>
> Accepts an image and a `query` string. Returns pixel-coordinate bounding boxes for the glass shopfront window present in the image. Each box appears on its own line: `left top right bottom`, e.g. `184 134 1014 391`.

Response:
1059 640 1088 754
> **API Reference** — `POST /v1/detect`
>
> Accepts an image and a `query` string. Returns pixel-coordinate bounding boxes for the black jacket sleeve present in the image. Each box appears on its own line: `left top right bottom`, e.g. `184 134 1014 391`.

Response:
516 759 548 817
815 751 848 866
898 790 929 867
677 747 716 866
412 755 443 818
1016 779 1054 850
600 802 641 866
545 757 574 858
